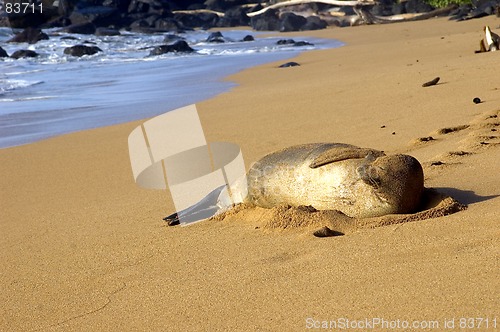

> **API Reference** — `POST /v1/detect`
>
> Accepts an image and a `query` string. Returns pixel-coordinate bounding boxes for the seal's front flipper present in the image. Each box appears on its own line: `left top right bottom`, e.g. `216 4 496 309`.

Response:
309 146 385 169
162 185 226 226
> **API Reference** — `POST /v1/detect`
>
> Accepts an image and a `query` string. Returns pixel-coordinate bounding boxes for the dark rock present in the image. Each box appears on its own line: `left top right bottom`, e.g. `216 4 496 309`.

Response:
128 0 150 14
155 17 183 32
217 6 250 27
464 8 491 19
61 22 97 34
338 6 356 15
6 13 47 29
250 8 280 31
95 27 121 36
187 3 205 10
69 6 121 27
0 47 9 58
129 19 150 30
64 44 103 57
206 31 225 43
174 12 219 29
473 97 482 104
241 35 254 42
313 226 344 237
277 39 313 47
56 0 78 17
108 0 131 12
7 28 49 44
392 2 407 15
294 41 313 46
449 4 473 20
280 12 307 32
422 77 440 87
145 14 161 26
127 0 171 15
405 0 434 13
369 0 395 15
129 19 157 33
279 61 300 68
204 0 228 11
301 16 327 30
10 50 39 59
276 39 296 45
149 40 194 55
204 0 255 11
147 0 172 16
472 0 497 12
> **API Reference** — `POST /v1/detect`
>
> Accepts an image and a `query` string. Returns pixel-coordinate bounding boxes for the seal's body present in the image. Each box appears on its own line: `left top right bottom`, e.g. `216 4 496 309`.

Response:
242 143 424 218
164 143 425 225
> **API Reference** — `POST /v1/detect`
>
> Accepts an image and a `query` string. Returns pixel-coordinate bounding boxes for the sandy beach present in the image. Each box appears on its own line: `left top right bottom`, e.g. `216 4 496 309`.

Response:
1 16 499 331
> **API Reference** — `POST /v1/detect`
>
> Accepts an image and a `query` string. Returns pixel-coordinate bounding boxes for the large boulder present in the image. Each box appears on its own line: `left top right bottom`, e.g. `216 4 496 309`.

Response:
149 40 194 55
206 31 225 43
7 27 49 44
250 8 280 31
301 16 327 30
280 12 307 32
371 0 395 16
174 12 219 29
392 2 407 15
217 6 250 27
64 44 103 56
69 6 122 27
5 0 58 28
155 17 184 31
10 50 39 59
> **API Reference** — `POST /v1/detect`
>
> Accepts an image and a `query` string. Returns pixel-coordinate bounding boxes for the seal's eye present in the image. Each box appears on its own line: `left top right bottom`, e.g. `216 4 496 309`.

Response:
357 165 381 188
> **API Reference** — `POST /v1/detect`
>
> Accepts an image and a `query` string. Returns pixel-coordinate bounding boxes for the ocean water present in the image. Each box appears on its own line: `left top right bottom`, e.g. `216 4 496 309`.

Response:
0 28 343 148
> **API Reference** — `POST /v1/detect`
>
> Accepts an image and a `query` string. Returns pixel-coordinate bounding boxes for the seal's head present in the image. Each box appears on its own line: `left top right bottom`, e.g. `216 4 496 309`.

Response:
357 154 424 215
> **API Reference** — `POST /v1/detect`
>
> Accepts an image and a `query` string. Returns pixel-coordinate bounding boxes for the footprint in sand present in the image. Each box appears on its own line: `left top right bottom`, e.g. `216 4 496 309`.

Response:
411 109 500 167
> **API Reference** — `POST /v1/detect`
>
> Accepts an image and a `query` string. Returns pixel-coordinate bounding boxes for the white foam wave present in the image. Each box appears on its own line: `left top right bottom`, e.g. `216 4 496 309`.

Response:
0 95 55 102
0 79 44 93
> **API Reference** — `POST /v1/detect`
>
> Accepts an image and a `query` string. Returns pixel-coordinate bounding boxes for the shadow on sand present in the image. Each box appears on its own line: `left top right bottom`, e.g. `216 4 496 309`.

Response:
432 187 499 206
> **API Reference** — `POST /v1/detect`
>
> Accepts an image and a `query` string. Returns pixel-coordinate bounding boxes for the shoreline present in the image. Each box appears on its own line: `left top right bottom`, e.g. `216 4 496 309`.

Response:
1 17 499 331
0 29 341 149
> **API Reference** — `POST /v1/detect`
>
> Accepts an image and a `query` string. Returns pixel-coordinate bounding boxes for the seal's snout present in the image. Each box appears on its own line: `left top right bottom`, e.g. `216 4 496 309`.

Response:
372 154 425 214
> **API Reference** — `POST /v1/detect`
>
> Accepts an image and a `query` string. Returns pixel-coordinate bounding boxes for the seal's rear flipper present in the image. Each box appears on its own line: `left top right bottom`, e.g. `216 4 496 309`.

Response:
162 185 226 226
163 213 180 226
310 147 385 168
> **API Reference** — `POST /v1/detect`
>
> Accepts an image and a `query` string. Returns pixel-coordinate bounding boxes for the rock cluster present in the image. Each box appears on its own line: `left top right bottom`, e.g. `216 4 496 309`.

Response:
2 0 498 33
1 0 499 60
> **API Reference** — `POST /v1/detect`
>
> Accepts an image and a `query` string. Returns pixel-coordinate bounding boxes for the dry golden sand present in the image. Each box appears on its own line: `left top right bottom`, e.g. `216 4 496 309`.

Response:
1 17 499 331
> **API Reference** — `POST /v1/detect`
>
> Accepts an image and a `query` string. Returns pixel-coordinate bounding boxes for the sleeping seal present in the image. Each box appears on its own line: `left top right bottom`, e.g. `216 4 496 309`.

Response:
164 143 424 225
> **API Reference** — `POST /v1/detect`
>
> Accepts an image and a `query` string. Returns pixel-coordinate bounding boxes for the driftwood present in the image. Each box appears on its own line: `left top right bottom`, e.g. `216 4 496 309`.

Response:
247 0 375 17
353 4 458 24
172 9 225 17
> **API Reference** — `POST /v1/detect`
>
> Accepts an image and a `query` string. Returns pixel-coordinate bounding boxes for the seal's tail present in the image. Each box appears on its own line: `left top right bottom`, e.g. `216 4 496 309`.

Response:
163 185 226 226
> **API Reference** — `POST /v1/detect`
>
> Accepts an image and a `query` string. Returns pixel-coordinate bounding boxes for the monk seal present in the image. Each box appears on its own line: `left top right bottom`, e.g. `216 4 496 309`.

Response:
164 143 424 225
